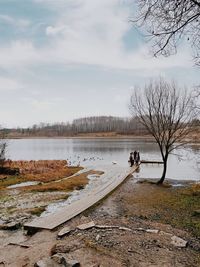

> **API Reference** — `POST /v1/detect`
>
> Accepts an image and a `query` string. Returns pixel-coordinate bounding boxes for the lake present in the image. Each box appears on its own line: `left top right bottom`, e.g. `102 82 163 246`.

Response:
7 138 200 181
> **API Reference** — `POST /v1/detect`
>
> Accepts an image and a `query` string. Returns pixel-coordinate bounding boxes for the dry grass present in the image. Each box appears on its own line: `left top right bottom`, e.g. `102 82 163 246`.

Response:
0 176 27 190
19 170 103 192
0 160 82 190
3 160 82 182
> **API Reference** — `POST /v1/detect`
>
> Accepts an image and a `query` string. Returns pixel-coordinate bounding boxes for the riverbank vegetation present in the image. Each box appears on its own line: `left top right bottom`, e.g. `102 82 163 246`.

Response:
2 116 148 137
0 160 103 221
20 170 103 193
1 116 199 143
0 160 82 190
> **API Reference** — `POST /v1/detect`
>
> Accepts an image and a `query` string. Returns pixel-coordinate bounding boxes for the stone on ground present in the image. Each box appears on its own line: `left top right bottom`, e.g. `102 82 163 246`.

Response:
51 254 80 267
34 257 61 267
77 221 95 230
171 235 188 248
57 226 73 238
0 222 21 231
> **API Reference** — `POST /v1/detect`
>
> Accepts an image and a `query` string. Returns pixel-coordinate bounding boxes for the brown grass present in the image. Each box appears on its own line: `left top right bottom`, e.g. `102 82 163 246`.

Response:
3 160 82 182
0 176 27 190
0 160 82 190
19 170 103 192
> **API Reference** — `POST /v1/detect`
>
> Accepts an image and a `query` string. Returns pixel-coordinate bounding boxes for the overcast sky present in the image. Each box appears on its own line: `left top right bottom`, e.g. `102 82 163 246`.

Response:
0 0 199 128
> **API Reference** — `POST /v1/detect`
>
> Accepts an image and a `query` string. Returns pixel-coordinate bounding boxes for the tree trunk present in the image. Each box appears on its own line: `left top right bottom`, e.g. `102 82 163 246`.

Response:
157 157 168 185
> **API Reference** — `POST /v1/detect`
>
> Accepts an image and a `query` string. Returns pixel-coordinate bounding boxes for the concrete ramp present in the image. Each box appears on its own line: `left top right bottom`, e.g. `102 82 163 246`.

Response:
24 165 139 231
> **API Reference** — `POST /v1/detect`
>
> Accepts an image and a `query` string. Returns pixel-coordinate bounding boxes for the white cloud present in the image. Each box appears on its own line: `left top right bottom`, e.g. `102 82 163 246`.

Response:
31 99 57 110
0 14 30 28
0 1 198 128
0 1 194 72
21 96 64 111
0 77 21 91
0 41 39 68
114 93 129 104
0 15 14 24
46 25 66 36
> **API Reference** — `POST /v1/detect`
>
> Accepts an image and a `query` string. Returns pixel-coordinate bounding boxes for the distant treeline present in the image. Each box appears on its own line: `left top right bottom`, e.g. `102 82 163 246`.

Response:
3 116 149 137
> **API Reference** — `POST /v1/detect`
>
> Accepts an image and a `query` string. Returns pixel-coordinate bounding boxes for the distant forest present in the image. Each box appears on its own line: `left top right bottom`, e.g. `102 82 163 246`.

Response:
3 116 148 137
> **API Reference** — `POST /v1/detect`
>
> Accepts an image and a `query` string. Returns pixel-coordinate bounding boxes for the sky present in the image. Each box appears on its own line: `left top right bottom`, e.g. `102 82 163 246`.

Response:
0 0 199 128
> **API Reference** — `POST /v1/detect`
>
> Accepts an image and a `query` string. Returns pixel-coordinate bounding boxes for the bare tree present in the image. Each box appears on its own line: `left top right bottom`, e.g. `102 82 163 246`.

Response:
194 87 200 110
9 116 146 137
0 129 7 169
130 78 197 184
134 0 200 65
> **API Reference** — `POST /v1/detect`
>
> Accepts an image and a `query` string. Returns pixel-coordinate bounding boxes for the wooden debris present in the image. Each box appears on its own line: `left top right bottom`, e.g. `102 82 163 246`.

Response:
159 231 173 237
77 221 95 230
146 229 159 234
95 225 119 229
8 242 30 248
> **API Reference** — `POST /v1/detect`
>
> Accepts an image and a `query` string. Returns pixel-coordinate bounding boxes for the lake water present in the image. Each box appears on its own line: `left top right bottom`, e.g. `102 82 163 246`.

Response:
7 138 200 181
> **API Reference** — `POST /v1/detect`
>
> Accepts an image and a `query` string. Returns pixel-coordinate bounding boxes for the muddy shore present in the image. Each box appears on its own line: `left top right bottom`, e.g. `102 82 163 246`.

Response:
0 161 103 222
0 165 199 267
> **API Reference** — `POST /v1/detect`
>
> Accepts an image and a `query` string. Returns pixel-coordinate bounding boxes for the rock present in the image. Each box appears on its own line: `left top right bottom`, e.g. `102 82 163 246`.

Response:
51 253 67 265
77 233 82 236
95 234 100 241
51 254 80 267
25 227 39 236
51 241 81 255
171 236 188 248
0 222 21 230
34 257 60 267
57 226 73 238
67 260 80 267
146 229 159 234
0 219 6 225
77 221 95 230
188 239 200 251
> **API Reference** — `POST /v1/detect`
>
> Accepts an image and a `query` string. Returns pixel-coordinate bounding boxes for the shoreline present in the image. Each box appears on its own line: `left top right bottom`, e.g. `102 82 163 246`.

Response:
5 135 200 144
138 177 200 185
6 135 154 140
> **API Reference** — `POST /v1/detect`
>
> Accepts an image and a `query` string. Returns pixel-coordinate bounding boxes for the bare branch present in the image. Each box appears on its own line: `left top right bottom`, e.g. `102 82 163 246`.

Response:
134 0 200 65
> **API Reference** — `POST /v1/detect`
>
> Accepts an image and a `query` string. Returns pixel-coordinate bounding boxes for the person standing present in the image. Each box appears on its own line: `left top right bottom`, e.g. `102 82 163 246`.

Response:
133 150 137 163
129 152 134 167
135 151 140 165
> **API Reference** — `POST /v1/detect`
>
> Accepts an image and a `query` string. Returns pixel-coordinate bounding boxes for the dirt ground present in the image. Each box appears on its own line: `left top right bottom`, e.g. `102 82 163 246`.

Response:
0 174 199 267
